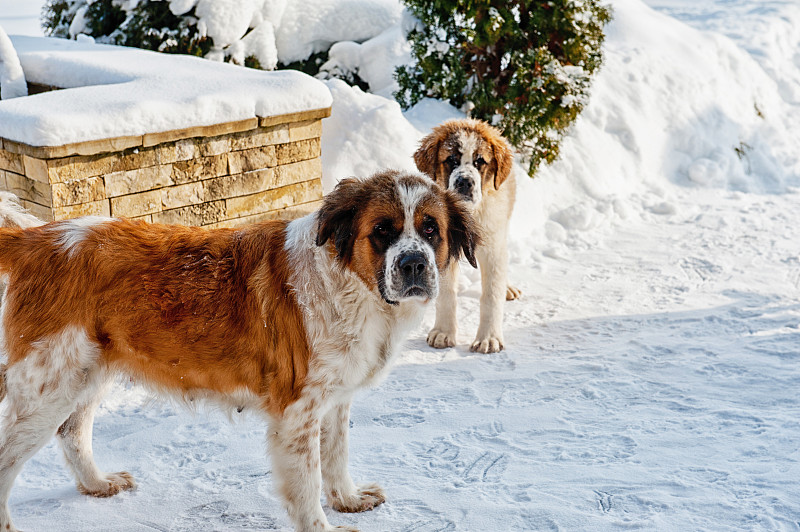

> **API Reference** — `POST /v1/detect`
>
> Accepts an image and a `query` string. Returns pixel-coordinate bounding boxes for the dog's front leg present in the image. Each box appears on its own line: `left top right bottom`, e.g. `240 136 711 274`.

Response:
472 237 509 353
427 259 460 348
269 398 356 532
321 400 385 513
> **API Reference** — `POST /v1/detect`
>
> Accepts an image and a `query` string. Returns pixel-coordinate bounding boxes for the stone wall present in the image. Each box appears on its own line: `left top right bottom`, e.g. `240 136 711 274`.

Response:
0 108 329 228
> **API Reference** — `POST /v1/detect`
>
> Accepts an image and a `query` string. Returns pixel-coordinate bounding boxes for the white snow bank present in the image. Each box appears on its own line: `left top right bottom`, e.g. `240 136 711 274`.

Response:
646 0 800 105
510 0 800 261
0 25 27 99
320 26 411 99
0 36 331 147
275 0 402 64
320 79 420 191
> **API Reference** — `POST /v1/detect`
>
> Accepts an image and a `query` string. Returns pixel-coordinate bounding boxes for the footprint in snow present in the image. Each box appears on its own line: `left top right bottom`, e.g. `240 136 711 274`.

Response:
679 256 722 282
415 437 509 485
373 412 426 428
12 498 63 518
172 500 279 531
383 387 482 414
519 430 637 464
153 440 226 467
595 490 613 512
519 511 560 532
385 499 456 532
459 451 509 484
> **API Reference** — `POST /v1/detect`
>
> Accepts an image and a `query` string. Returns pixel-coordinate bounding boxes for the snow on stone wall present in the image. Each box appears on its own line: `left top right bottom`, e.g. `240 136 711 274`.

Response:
0 36 331 147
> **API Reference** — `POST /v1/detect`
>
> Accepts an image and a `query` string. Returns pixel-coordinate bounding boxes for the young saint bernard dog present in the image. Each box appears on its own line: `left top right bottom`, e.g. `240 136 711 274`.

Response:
414 119 520 354
0 171 479 532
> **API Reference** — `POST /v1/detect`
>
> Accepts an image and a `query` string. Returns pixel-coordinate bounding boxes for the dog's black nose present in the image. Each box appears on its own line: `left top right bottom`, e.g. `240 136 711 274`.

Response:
399 252 426 282
454 177 473 196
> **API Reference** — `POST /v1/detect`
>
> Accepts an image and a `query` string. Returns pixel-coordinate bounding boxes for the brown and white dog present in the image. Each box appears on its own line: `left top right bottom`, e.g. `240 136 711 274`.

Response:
414 119 519 354
0 170 479 532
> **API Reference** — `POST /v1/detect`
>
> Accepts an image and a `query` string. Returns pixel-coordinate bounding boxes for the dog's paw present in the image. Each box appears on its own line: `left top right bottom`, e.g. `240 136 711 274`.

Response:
329 483 386 513
78 471 136 498
427 329 456 349
470 336 504 354
312 520 360 532
506 284 522 301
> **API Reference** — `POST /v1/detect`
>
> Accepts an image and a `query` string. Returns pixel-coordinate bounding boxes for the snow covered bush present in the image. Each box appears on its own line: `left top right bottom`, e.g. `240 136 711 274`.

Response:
42 0 400 71
44 0 252 65
395 0 611 175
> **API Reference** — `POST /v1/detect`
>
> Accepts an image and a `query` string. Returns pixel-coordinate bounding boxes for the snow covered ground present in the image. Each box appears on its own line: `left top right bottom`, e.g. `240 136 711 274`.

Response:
2 0 800 530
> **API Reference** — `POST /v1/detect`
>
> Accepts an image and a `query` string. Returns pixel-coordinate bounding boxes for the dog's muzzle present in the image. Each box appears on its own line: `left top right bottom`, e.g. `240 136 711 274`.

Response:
397 251 430 298
385 249 438 303
450 169 480 204
453 176 473 200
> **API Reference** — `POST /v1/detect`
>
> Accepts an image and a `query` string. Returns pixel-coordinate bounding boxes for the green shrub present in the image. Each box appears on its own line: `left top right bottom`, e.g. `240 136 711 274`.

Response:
395 0 612 175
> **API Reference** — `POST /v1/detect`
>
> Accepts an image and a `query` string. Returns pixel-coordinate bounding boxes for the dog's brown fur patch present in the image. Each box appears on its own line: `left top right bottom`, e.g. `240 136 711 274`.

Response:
0 220 310 415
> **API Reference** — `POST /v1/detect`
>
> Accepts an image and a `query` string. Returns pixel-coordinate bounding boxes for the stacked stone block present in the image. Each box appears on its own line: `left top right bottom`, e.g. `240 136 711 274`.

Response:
0 108 329 228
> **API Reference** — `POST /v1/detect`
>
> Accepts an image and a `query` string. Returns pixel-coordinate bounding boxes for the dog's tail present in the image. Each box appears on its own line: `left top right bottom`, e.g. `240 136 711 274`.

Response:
0 192 44 230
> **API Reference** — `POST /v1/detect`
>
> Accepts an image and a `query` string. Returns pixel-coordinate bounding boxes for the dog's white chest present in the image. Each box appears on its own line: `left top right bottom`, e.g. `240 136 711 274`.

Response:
309 296 425 393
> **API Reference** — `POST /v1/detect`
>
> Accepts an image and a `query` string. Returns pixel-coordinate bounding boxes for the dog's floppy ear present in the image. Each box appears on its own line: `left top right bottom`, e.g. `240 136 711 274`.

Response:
444 190 481 268
316 178 362 262
491 133 514 190
414 131 441 181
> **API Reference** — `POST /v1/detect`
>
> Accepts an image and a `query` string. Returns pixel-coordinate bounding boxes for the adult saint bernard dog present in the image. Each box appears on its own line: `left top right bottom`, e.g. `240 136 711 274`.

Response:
0 171 479 532
414 118 520 353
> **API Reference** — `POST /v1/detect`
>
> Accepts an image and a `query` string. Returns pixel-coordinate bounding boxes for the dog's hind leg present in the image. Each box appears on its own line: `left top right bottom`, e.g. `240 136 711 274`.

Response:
56 379 136 498
0 327 105 532
56 381 136 497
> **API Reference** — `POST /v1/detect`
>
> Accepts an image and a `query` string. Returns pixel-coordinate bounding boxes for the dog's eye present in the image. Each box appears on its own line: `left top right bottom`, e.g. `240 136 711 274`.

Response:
445 155 458 168
374 222 390 237
422 218 438 239
474 156 486 169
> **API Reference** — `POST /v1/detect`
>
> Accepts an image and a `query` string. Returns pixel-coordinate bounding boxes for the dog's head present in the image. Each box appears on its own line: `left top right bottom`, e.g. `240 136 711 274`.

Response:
316 170 480 305
413 119 513 207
